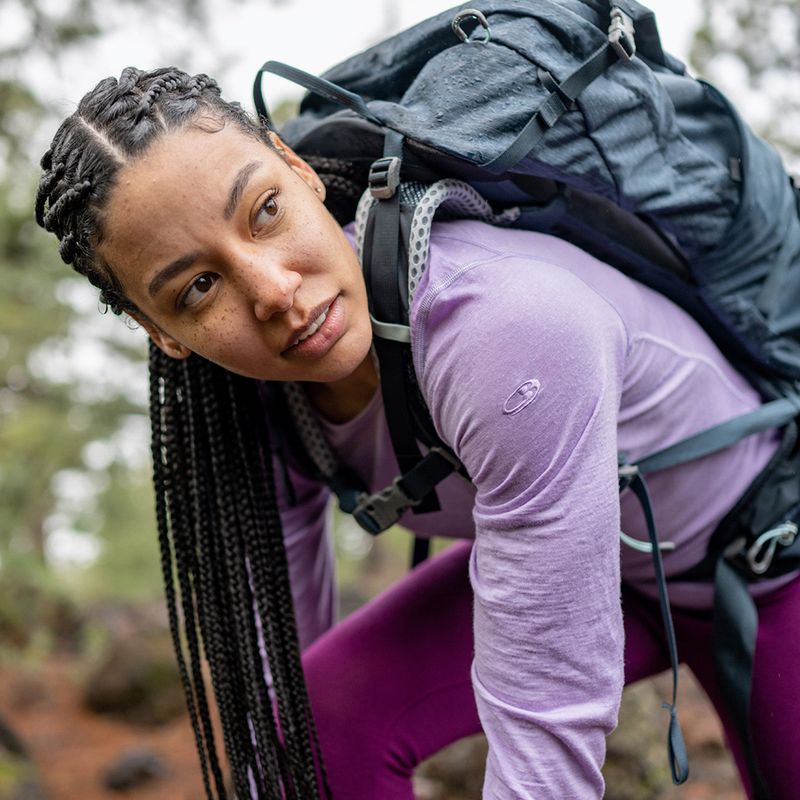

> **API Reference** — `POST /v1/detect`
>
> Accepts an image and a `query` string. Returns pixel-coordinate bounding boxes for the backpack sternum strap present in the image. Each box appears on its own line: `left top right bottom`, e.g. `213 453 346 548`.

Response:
635 394 800 475
352 447 461 535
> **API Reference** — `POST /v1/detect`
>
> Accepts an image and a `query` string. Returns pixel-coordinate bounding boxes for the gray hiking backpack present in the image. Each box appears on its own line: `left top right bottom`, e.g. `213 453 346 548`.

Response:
254 2 800 796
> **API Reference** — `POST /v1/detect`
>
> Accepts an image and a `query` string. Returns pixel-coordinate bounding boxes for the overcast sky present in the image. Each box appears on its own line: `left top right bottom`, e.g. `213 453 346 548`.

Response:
33 0 701 125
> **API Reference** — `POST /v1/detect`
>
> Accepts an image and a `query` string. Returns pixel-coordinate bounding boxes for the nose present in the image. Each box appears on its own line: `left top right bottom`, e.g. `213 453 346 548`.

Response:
247 262 302 322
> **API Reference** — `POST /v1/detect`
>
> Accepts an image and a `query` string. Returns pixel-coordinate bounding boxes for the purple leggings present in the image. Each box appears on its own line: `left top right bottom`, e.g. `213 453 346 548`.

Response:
303 541 800 799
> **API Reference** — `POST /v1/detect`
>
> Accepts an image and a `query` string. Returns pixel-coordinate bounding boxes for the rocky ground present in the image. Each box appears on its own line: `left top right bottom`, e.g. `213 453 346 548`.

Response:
0 654 744 800
0 553 746 800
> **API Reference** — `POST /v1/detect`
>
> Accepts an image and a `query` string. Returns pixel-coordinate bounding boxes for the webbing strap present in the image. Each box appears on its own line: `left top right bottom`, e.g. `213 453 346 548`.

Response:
637 395 800 475
253 60 381 125
368 133 440 514
352 447 459 534
482 43 617 174
627 470 689 785
713 559 772 799
411 537 431 568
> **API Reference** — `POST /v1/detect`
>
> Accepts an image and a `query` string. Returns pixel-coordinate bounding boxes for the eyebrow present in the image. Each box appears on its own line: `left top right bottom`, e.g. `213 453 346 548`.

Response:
148 253 199 298
224 160 261 220
146 160 265 299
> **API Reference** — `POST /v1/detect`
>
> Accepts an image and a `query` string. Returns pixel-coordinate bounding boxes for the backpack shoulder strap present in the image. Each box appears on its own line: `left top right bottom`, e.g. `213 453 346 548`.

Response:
352 147 521 535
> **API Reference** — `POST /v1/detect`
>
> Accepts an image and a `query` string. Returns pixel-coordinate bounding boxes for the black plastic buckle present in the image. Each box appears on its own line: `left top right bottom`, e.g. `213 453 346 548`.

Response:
368 156 402 200
608 7 636 61
352 478 419 534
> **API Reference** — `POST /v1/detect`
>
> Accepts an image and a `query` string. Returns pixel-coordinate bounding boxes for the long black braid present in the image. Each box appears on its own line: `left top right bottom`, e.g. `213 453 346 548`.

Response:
35 67 337 799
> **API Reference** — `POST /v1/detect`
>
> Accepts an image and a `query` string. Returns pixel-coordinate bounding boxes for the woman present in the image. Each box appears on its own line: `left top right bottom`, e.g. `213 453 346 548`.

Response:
35 66 800 799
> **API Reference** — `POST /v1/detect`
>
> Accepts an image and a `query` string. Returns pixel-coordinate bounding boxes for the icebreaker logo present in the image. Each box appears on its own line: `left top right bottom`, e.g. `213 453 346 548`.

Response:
502 379 541 416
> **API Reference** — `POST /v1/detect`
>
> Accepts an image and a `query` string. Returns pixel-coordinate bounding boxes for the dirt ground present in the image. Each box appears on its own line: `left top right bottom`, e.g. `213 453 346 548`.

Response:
1 657 746 800
1 657 206 800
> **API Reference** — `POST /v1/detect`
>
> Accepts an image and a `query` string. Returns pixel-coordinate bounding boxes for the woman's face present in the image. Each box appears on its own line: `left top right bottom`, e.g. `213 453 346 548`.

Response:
98 122 373 384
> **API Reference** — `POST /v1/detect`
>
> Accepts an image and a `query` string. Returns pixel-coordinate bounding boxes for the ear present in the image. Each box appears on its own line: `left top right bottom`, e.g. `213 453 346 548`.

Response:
268 131 326 200
130 313 192 360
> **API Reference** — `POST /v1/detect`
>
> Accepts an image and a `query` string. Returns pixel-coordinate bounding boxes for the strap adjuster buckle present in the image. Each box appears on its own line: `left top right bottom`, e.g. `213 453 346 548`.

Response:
353 478 419 534
368 156 402 199
608 7 636 61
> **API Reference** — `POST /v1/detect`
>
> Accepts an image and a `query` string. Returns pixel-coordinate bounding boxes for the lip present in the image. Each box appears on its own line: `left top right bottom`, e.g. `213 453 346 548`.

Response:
282 294 345 358
283 294 339 351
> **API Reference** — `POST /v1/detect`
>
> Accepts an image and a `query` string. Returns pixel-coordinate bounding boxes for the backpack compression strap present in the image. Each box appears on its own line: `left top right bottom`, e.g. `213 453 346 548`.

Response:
253 3 643 175
623 396 800 799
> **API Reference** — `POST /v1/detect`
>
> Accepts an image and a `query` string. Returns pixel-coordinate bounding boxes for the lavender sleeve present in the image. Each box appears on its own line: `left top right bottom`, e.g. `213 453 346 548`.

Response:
414 247 628 797
272 453 337 651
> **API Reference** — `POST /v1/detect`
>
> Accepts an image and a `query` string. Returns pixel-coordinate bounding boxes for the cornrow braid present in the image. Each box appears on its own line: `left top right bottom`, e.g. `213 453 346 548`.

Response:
37 68 332 798
42 179 92 234
34 65 266 316
34 159 64 227
135 75 182 121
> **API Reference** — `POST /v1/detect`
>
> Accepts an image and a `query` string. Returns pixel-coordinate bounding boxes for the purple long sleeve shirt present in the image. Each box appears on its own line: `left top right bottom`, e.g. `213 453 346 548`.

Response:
277 220 783 798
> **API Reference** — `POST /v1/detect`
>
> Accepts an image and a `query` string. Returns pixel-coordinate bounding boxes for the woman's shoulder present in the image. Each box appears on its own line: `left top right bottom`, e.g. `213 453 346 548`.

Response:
419 219 630 317
411 220 629 371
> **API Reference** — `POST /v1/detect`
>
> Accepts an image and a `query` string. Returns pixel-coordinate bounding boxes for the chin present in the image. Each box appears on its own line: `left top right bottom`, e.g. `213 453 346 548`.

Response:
311 338 373 384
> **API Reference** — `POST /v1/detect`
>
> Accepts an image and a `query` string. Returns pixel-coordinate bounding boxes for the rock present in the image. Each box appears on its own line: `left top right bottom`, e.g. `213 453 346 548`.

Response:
415 734 488 798
412 774 445 800
603 679 673 800
0 714 47 800
82 626 185 726
0 573 84 654
103 748 168 792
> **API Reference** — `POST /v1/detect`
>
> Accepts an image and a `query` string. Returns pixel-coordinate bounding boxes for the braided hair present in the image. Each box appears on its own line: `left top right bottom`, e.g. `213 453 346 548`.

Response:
35 67 335 799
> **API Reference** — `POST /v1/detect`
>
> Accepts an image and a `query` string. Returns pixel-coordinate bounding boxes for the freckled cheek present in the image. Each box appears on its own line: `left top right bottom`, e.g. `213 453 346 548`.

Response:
172 309 232 355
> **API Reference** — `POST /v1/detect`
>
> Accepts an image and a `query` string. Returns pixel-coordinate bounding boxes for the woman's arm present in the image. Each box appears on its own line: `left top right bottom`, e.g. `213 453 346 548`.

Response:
416 237 628 798
273 454 336 651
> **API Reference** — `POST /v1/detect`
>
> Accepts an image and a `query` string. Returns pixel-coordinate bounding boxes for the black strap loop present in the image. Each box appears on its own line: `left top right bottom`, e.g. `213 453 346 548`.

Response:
713 559 772 798
253 60 382 126
626 466 690 784
665 704 689 785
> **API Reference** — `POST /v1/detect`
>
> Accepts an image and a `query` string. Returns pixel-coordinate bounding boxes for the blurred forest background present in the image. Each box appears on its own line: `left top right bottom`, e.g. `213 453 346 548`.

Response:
0 0 798 798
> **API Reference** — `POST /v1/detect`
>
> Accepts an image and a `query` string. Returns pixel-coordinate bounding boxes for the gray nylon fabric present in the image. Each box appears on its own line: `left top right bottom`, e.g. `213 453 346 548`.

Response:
279 0 800 380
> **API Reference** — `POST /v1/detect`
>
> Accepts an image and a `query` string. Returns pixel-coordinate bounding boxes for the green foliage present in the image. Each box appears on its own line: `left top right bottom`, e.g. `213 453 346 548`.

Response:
0 0 210 592
0 555 84 656
269 98 300 130
0 178 146 567
72 464 164 604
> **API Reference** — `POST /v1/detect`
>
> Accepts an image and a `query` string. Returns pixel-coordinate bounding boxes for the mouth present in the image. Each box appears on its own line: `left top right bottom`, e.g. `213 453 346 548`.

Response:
284 295 339 352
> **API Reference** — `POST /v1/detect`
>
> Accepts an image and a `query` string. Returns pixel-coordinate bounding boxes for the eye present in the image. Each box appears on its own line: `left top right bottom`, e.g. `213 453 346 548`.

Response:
253 189 280 231
179 273 218 309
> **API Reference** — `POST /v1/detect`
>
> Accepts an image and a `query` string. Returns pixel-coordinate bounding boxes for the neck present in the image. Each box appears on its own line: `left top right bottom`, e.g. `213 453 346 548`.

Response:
303 351 379 424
